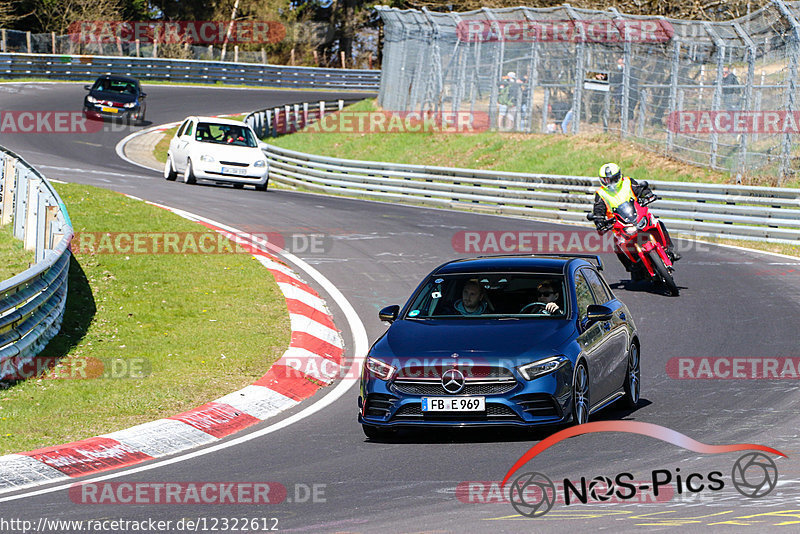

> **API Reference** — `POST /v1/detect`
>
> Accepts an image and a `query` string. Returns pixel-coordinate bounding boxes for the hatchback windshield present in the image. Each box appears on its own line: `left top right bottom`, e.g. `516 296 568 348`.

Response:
404 273 568 319
93 79 138 95
194 123 257 148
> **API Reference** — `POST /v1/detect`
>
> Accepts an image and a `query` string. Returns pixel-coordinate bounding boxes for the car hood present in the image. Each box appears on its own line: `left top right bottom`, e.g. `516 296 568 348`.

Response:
90 91 137 104
190 143 261 161
373 318 576 364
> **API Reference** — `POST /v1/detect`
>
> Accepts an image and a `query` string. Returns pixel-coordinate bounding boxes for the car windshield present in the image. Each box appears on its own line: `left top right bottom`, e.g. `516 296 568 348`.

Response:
403 273 568 319
94 79 138 95
194 122 257 148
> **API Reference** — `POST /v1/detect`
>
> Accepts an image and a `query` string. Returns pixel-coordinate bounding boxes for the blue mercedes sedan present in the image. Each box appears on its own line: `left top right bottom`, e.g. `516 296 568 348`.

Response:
358 255 641 438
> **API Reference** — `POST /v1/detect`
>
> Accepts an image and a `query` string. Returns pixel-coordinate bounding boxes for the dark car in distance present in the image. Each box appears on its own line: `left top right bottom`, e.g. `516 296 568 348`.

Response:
358 255 641 438
83 75 146 124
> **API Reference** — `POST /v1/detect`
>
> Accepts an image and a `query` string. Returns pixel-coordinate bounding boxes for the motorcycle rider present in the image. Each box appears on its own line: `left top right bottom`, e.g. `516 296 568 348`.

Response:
593 163 680 277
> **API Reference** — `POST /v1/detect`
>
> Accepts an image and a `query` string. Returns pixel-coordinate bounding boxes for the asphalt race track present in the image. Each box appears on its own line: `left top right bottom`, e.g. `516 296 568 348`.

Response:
1 81 799 533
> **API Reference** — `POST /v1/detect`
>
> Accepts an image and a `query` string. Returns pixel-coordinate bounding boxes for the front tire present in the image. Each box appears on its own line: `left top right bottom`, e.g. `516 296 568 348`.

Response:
164 156 177 181
648 249 678 296
622 343 641 409
255 180 268 192
183 159 197 185
572 362 590 425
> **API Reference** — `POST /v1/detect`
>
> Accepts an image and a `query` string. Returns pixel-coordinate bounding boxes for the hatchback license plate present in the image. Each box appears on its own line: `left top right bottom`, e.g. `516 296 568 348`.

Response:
221 166 247 175
101 106 118 113
421 397 485 412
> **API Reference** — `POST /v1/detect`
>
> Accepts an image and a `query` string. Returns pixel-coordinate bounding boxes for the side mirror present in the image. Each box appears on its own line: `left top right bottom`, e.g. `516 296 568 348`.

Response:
378 305 400 323
586 304 613 323
258 141 269 151
84 85 92 90
586 213 596 221
140 92 147 97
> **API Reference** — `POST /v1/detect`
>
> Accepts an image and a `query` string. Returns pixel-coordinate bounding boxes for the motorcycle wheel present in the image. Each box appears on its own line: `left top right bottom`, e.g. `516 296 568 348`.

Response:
648 249 679 296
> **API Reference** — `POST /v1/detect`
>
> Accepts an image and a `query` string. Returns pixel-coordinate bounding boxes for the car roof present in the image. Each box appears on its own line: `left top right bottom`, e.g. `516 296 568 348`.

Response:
432 255 601 276
184 116 249 127
96 74 139 84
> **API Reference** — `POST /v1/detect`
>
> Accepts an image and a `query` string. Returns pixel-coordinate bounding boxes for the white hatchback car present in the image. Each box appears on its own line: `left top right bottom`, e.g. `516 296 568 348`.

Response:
164 116 269 190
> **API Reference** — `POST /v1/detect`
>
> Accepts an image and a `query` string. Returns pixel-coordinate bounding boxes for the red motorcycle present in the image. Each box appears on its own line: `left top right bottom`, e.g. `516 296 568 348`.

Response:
588 196 679 296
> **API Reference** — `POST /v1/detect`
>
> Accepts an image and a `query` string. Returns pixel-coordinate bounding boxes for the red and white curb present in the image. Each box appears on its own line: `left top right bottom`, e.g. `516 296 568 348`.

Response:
0 199 346 493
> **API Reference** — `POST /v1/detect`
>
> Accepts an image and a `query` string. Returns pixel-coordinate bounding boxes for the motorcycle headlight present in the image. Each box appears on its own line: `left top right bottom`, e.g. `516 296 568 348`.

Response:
200 155 215 162
637 217 648 230
124 102 136 108
366 357 396 381
518 356 569 381
624 225 638 236
253 160 266 167
86 96 99 104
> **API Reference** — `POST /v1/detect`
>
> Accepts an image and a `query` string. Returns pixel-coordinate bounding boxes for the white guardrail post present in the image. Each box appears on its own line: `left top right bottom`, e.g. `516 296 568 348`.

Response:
0 146 74 381
247 97 800 245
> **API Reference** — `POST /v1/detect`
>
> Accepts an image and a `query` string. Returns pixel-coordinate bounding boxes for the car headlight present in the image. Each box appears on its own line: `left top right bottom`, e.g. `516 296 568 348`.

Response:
123 102 136 108
199 155 215 163
518 356 569 381
253 160 266 167
366 357 396 381
86 96 99 104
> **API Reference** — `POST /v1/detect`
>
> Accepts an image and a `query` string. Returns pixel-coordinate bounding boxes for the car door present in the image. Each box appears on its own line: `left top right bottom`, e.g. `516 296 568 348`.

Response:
574 269 616 407
582 268 630 396
172 119 195 171
170 120 189 171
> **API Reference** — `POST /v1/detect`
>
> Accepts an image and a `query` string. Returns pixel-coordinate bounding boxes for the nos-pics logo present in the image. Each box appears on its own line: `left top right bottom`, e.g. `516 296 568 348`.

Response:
502 421 784 518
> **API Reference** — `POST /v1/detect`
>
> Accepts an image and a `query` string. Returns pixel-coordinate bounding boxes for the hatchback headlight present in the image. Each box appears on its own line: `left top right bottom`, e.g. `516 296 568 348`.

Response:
87 96 99 104
253 160 266 167
124 102 136 108
518 356 569 381
366 357 396 381
200 155 215 162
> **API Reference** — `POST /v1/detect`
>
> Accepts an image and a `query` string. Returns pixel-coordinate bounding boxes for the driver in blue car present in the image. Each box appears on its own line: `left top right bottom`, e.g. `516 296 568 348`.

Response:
521 280 562 315
454 281 488 315
592 162 680 275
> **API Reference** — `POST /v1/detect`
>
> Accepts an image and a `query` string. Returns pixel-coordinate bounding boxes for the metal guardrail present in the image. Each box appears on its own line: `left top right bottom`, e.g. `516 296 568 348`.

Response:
244 98 367 138
260 141 800 244
0 146 73 380
0 53 381 90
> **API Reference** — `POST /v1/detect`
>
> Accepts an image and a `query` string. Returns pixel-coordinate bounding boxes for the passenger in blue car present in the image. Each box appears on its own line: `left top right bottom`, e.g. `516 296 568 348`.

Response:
454 281 488 315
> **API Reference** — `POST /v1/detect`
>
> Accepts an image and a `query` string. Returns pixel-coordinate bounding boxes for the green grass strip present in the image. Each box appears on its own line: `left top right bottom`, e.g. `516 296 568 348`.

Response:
0 182 290 453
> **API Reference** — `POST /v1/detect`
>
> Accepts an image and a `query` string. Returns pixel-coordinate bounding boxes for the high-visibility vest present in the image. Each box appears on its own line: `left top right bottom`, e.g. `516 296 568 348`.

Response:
596 177 636 217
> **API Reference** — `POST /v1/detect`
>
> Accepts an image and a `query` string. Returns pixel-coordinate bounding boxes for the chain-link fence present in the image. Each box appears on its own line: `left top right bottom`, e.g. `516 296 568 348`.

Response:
377 1 800 184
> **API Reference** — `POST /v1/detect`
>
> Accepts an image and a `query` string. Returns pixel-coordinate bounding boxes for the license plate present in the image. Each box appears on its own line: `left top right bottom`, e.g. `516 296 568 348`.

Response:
421 397 485 412
101 106 118 113
221 166 247 175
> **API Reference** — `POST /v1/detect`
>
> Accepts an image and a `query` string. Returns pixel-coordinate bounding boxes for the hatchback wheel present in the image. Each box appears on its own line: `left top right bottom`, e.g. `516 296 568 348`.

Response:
184 159 196 184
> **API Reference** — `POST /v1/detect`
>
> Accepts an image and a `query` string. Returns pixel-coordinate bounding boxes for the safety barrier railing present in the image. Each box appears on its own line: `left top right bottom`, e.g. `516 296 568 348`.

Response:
0 53 381 90
0 146 73 380
260 142 800 244
244 98 367 138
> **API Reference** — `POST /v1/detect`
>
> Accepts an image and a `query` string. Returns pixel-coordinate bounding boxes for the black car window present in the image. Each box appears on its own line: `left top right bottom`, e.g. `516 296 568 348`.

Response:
403 273 567 319
575 271 596 323
176 121 188 137
184 121 194 137
581 268 612 304
195 123 258 148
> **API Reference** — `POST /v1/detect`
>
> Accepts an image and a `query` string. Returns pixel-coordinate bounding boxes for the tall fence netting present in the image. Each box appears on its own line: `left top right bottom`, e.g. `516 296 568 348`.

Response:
377 1 800 183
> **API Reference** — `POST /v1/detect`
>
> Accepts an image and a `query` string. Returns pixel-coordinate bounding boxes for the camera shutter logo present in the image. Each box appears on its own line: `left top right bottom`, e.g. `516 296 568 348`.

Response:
732 452 778 498
509 472 556 517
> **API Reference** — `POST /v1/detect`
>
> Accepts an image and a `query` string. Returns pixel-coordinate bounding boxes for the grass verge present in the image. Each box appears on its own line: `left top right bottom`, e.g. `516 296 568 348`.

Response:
0 182 290 453
269 99 800 188
0 225 33 281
